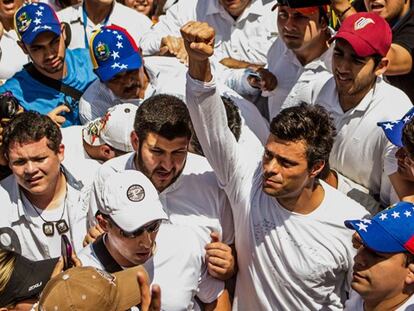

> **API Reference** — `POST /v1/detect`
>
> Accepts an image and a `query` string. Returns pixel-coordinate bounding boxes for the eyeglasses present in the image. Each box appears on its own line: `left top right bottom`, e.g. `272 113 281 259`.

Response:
110 218 162 239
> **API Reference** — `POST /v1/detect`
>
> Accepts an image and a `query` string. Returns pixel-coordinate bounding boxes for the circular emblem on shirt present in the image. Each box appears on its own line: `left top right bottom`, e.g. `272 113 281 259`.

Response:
17 12 32 33
127 184 145 202
95 41 110 62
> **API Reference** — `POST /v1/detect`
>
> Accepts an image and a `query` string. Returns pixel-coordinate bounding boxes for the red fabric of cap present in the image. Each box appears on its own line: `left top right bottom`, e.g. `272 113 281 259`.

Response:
332 12 392 57
404 235 414 254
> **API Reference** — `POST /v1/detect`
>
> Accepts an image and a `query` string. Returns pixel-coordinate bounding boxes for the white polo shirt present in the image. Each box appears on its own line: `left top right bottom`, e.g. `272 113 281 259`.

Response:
0 167 91 260
315 77 412 207
0 29 29 80
186 74 369 310
57 1 152 50
90 152 235 246
139 0 278 65
78 224 224 310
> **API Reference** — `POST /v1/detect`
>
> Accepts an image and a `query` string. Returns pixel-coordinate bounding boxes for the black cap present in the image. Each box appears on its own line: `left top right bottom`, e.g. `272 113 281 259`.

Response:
0 253 58 307
272 0 331 10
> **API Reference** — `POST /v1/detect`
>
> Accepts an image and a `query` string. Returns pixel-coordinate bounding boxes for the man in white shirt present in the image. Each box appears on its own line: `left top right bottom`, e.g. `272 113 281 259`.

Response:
139 0 277 68
344 202 414 310
79 169 231 310
314 12 412 209
57 0 151 50
0 112 91 261
182 21 368 310
61 103 137 186
225 0 333 120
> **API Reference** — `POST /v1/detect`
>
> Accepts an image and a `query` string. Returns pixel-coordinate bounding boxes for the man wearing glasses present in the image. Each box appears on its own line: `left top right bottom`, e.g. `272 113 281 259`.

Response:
78 169 230 311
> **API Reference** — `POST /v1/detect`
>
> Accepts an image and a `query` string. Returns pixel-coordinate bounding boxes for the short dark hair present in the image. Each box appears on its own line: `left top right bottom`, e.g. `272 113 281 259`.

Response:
134 94 192 141
190 96 242 156
2 111 62 155
270 103 336 177
402 118 414 157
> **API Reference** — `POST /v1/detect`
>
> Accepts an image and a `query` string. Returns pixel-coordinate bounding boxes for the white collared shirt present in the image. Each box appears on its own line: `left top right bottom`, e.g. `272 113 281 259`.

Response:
315 77 412 207
139 0 278 65
57 1 152 50
0 29 29 80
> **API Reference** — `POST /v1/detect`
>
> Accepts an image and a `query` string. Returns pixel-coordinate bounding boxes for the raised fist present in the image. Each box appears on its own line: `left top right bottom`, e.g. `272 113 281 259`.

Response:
180 21 215 62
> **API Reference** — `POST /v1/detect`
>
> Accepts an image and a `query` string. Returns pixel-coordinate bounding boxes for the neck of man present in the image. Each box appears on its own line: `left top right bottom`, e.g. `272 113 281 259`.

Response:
277 178 325 214
34 61 68 81
338 78 376 112
23 172 67 211
84 0 113 25
104 233 135 267
293 32 330 66
364 292 413 311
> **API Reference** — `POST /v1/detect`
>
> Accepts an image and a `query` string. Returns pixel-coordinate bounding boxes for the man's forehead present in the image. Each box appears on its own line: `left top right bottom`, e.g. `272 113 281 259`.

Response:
143 133 189 148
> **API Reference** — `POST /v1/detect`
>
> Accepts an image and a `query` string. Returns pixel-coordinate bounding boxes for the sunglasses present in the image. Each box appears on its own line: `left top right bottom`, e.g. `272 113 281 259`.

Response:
110 218 162 239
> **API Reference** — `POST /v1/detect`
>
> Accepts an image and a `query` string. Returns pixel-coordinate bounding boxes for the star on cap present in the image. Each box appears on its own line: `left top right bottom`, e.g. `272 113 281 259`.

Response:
379 213 387 221
112 30 118 34
404 116 412 123
35 10 43 16
362 219 372 224
111 50 119 60
405 210 412 217
391 211 400 218
111 62 120 69
356 222 368 232
34 18 41 25
119 64 128 70
391 120 400 124
116 41 123 49
32 25 41 32
39 5 44 10
384 123 394 130
116 34 123 41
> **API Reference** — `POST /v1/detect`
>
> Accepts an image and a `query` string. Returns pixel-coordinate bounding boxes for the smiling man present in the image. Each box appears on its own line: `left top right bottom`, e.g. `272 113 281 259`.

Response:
0 2 96 127
314 12 412 210
344 201 414 310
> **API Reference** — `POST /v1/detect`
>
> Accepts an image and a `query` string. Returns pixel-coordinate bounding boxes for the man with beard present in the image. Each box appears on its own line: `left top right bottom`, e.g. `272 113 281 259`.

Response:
0 2 96 127
314 12 412 210
89 94 237 282
181 21 368 310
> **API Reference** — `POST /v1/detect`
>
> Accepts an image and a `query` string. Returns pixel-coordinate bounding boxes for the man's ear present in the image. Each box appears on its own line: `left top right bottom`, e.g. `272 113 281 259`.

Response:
374 57 389 76
309 160 325 178
96 214 110 232
131 131 139 151
61 22 71 47
17 40 29 55
99 144 115 161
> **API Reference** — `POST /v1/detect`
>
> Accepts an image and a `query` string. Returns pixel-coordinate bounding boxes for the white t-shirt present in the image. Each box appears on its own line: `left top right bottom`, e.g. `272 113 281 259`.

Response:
91 152 235 246
78 224 224 310
58 1 152 50
345 290 414 310
61 125 102 186
315 77 413 207
186 74 369 310
139 0 277 65
0 29 29 81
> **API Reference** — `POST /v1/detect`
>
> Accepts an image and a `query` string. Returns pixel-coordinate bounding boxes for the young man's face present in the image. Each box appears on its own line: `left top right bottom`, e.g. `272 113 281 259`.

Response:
132 132 189 192
351 233 411 302
364 0 408 22
332 39 379 101
105 68 146 100
22 30 66 76
7 137 64 196
262 134 316 199
277 6 325 52
219 0 251 17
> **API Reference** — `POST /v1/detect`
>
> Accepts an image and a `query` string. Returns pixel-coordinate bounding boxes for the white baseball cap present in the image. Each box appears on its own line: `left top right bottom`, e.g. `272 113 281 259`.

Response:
96 170 168 232
83 103 138 152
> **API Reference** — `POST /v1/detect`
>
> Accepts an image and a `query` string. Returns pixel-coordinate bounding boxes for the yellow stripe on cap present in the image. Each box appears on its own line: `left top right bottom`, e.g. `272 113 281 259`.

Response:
89 28 102 69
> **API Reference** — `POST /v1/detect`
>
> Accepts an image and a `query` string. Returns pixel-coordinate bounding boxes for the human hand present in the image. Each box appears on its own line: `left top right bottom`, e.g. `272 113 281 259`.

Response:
51 253 82 278
205 232 235 281
160 36 185 56
180 21 215 62
247 68 277 92
47 105 70 127
137 271 161 311
82 224 104 247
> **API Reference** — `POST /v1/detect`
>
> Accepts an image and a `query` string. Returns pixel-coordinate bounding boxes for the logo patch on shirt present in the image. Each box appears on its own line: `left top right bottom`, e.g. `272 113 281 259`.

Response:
354 17 375 30
95 41 110 62
127 184 145 202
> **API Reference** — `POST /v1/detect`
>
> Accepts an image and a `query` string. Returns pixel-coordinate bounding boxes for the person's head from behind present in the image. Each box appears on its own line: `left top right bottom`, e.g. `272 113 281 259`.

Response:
36 265 149 311
90 25 145 100
132 94 192 192
15 3 67 77
345 202 414 306
330 13 391 102
190 96 241 156
2 111 64 197
82 103 138 162
0 250 58 311
275 0 330 55
364 0 410 23
263 103 336 198
94 170 168 267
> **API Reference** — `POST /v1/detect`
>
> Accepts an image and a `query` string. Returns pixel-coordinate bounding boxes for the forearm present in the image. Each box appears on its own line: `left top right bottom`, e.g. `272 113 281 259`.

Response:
204 289 231 311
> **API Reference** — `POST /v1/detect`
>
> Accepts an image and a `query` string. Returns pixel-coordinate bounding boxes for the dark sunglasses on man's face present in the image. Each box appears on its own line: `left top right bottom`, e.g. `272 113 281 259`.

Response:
113 219 162 239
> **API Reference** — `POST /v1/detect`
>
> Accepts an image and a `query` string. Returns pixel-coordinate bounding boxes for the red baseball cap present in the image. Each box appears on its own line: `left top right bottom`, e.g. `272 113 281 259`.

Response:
331 12 392 57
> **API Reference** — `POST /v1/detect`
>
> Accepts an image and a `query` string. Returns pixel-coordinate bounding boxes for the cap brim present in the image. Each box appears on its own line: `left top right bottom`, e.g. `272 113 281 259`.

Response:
114 265 149 310
331 32 375 57
95 53 143 82
345 219 406 253
21 23 61 45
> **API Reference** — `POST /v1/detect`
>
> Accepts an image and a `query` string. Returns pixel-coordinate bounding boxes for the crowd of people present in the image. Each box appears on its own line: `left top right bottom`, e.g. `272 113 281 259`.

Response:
0 0 414 310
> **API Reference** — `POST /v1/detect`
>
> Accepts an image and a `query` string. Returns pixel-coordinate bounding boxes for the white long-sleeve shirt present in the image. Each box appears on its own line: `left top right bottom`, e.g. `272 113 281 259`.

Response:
186 73 368 311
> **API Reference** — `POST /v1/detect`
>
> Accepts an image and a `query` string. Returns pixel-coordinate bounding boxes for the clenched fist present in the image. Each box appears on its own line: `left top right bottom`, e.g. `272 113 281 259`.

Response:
180 21 215 62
